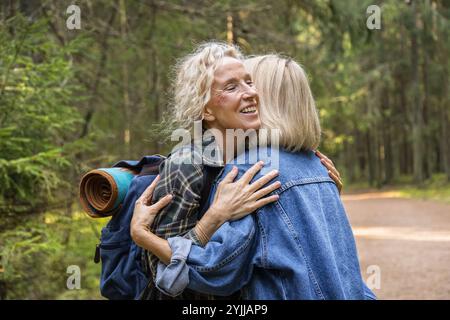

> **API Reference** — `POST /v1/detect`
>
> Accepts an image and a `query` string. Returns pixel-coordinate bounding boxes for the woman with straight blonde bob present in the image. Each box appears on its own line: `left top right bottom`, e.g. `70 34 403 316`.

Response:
244 55 321 151
132 54 374 299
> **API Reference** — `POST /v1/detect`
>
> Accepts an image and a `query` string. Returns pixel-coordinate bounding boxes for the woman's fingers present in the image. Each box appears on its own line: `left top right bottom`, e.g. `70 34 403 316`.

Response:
221 166 239 184
248 169 279 192
320 158 341 179
317 150 334 164
151 194 173 212
250 181 281 200
316 150 337 169
321 159 339 176
315 150 323 159
316 150 340 176
253 194 279 210
230 193 279 221
239 161 264 184
137 175 160 205
315 150 329 163
329 163 341 179
318 154 332 167
328 171 343 193
317 153 343 192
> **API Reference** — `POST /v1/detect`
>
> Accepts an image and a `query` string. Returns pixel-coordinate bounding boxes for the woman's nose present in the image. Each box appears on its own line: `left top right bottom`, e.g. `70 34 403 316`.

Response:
243 83 258 100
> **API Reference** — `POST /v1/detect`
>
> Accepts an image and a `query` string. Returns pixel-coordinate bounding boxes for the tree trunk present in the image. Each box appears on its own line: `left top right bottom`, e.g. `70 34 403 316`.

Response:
119 0 131 158
357 135 366 181
397 77 409 175
376 129 383 188
409 0 424 184
366 130 375 186
147 0 160 154
344 139 355 183
438 10 450 181
421 9 432 180
79 8 116 139
382 88 393 184
440 60 450 181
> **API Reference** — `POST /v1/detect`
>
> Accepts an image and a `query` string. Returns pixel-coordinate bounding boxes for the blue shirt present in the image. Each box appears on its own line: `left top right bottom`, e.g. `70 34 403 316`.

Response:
155 148 376 300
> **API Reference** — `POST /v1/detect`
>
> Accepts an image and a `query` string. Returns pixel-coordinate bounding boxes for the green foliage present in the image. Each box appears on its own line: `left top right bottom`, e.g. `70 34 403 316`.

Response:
0 208 106 299
0 13 95 299
346 174 450 203
396 174 450 203
0 15 88 214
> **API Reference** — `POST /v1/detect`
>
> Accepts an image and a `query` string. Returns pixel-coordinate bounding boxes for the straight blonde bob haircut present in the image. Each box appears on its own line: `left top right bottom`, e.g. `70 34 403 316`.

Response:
171 41 243 130
244 55 321 151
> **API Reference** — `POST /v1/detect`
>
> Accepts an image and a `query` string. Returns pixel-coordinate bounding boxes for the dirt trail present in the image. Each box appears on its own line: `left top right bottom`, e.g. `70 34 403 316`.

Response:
342 193 450 300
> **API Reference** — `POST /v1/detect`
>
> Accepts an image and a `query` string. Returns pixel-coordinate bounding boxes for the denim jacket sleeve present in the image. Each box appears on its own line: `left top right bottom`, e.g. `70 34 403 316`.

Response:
155 214 258 297
363 283 377 300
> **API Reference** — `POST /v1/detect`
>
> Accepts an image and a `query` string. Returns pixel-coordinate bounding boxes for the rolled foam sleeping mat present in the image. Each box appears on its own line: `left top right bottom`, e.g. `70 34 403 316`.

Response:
79 168 136 218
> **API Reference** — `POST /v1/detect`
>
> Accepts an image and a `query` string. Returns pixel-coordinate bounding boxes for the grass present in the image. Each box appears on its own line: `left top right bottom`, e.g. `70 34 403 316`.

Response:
345 174 450 204
0 205 108 299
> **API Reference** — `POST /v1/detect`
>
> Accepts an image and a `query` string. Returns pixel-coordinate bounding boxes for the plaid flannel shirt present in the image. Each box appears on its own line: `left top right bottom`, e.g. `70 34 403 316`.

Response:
140 133 241 300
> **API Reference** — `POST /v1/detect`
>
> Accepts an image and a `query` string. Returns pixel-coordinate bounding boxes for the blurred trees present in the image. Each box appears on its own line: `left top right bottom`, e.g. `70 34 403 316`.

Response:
0 11 94 299
3 0 447 188
0 15 86 219
0 0 449 298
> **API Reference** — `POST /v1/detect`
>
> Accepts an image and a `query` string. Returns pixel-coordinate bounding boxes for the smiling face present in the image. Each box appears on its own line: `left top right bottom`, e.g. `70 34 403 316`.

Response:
203 57 261 134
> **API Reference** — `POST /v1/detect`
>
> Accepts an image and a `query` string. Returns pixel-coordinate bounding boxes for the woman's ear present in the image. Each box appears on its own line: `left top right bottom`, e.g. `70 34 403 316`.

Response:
203 106 216 122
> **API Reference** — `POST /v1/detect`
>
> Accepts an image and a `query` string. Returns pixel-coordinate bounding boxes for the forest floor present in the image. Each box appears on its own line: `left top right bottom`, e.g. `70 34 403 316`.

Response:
343 191 450 300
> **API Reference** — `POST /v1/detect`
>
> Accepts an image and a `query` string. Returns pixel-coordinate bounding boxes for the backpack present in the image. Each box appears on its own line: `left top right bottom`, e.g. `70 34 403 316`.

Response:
95 155 221 300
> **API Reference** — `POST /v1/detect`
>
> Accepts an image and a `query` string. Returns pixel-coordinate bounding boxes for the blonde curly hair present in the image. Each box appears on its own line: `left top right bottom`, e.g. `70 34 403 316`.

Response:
170 41 243 130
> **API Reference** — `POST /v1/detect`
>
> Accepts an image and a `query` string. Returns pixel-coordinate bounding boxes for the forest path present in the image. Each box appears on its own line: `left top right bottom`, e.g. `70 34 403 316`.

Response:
342 192 450 299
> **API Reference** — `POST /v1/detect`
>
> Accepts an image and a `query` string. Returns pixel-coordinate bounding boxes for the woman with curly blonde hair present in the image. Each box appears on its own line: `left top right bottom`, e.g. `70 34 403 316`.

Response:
134 42 283 300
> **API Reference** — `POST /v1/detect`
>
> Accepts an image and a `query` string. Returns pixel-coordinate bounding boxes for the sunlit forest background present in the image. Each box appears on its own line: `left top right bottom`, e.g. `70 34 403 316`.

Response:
0 0 449 299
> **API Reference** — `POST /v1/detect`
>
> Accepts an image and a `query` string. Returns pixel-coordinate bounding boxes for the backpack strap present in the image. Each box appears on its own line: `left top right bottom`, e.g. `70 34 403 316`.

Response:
197 165 223 218
138 161 163 176
113 155 166 176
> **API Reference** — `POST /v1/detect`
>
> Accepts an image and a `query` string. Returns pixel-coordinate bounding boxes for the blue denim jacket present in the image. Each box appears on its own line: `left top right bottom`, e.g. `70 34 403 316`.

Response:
155 148 376 300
